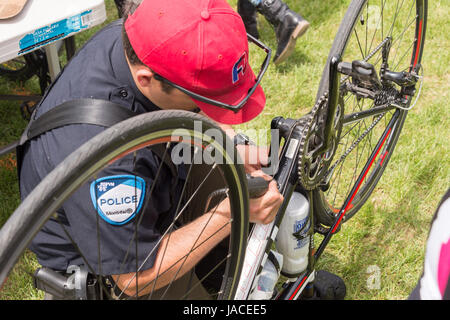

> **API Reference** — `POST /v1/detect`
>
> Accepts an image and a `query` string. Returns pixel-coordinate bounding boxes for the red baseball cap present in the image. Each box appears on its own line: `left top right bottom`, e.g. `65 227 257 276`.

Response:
125 0 266 125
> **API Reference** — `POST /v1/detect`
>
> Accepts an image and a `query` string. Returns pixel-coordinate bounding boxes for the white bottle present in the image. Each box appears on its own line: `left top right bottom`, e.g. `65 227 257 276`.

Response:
275 191 310 278
249 250 283 300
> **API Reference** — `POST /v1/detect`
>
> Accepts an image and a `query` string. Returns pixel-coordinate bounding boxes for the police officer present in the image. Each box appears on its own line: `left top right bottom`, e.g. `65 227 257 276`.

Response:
19 0 283 299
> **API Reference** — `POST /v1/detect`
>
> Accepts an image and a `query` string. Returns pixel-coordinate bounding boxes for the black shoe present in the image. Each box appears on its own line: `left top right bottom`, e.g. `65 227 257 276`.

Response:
257 0 310 64
313 270 347 300
237 0 260 39
273 11 309 64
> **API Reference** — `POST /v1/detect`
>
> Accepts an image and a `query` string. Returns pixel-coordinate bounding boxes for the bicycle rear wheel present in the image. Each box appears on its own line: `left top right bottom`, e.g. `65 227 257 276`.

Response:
0 110 248 300
313 0 427 228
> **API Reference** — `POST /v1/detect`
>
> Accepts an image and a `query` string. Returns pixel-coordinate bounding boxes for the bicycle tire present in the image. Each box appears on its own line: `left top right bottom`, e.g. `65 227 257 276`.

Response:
0 110 249 300
0 53 38 82
312 0 427 227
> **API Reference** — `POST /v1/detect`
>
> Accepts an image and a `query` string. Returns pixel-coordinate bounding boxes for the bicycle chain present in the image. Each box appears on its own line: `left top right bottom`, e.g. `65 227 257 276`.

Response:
297 37 402 190
323 112 385 180
297 90 389 190
297 37 396 190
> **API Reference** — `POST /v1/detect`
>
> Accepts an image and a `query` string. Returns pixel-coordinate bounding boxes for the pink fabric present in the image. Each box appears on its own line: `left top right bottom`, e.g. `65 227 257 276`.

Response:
438 239 450 296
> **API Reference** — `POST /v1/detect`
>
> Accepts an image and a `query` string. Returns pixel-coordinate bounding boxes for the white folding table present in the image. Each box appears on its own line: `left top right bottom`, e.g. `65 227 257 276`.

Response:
0 0 107 81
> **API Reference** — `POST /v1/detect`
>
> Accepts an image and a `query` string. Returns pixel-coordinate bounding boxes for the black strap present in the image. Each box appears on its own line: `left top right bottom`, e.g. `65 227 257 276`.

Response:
20 99 138 144
14 97 178 176
5 98 179 188
0 99 137 157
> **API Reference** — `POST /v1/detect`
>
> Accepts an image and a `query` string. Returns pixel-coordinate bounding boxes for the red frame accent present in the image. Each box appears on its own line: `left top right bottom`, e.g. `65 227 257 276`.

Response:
413 20 423 68
289 275 308 300
331 127 392 234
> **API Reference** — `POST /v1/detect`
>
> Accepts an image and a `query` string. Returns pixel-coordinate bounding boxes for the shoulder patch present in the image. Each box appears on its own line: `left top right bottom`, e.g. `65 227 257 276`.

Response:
90 175 146 225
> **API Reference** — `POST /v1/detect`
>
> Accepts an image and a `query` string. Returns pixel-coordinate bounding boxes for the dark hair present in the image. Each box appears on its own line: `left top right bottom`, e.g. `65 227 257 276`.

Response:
121 1 173 93
122 23 144 66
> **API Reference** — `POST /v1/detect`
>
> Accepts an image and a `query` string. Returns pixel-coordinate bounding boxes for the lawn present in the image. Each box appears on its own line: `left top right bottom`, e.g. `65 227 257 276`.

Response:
0 0 448 300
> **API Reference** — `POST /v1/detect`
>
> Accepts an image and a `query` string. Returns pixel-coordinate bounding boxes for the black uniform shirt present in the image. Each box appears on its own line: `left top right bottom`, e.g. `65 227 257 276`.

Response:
20 20 181 275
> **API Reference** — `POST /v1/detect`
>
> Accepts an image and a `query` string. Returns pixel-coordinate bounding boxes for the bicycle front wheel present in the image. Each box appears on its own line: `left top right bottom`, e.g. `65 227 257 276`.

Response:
313 0 427 228
0 110 249 300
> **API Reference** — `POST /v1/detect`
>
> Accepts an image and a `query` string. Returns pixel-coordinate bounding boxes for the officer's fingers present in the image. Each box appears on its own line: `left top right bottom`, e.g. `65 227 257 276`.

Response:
249 187 283 224
265 192 283 223
248 197 269 224
264 180 283 206
256 200 281 224
261 183 283 224
249 180 282 211
255 146 269 167
249 169 273 181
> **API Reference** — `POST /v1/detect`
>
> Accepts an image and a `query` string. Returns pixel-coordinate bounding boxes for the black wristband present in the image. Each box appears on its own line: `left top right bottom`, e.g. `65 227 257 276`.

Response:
233 133 255 146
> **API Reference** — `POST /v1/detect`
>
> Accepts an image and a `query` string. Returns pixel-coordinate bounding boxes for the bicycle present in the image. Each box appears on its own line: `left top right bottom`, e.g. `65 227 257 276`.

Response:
0 38 76 95
0 0 426 300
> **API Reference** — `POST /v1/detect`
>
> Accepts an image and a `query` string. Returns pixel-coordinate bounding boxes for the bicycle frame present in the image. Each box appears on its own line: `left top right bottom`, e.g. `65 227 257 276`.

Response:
234 53 407 301
279 110 399 300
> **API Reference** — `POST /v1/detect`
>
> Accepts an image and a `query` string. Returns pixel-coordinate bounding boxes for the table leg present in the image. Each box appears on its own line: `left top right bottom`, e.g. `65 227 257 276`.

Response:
44 43 61 81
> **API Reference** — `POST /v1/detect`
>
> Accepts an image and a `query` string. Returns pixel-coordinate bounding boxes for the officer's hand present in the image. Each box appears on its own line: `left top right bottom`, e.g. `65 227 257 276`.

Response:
214 171 282 225
247 171 283 224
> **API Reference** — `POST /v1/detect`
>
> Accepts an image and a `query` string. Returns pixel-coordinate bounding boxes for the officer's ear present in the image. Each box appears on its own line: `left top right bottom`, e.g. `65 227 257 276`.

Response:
134 66 155 88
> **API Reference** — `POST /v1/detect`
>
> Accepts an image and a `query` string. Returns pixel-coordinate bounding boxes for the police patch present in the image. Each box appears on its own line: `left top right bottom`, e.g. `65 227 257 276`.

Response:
90 175 146 225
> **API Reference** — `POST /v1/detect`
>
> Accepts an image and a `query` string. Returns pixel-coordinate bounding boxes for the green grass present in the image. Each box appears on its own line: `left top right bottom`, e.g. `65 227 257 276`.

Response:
237 0 449 300
0 0 449 300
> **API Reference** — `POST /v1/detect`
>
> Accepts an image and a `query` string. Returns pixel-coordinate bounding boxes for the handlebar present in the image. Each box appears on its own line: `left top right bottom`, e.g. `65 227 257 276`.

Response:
247 174 271 199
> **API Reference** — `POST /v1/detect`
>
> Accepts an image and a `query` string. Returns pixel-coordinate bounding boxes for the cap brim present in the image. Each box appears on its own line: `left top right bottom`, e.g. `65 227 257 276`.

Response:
192 70 266 125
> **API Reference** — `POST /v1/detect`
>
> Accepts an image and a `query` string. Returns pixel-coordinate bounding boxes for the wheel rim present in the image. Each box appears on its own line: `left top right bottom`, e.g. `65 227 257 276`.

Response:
317 0 426 223
0 113 247 300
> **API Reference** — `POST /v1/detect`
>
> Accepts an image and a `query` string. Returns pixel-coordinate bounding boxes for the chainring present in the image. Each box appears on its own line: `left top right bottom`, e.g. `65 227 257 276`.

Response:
297 92 343 190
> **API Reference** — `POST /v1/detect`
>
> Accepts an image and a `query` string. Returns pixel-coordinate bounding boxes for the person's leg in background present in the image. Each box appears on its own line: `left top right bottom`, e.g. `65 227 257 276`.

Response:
238 0 310 65
237 0 260 39
114 0 126 17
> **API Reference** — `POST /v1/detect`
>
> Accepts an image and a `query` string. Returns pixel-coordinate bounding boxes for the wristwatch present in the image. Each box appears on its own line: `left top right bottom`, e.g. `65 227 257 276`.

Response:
233 133 255 146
